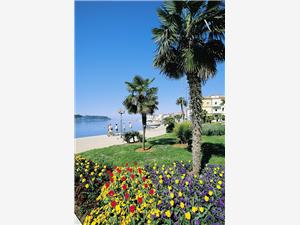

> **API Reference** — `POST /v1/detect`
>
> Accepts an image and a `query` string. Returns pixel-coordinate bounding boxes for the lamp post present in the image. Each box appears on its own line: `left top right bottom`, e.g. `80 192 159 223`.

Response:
118 109 125 138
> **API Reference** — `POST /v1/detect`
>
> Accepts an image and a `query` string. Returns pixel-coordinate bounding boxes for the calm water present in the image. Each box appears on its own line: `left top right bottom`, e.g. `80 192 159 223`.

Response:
75 117 142 138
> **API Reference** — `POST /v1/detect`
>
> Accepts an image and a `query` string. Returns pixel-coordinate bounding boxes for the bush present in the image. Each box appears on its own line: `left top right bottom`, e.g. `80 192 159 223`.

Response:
202 123 225 136
174 121 192 144
123 131 143 143
162 116 176 133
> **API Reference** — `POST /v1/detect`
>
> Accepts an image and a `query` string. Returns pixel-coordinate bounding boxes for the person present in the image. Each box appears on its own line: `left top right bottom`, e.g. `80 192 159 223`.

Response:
129 121 132 130
107 124 113 137
115 123 118 134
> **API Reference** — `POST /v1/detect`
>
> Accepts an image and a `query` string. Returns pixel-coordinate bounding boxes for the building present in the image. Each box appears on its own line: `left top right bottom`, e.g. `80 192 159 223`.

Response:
202 95 225 115
186 95 225 121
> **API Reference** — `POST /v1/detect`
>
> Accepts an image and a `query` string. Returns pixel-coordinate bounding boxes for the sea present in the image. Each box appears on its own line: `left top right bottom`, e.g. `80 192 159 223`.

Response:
75 116 142 138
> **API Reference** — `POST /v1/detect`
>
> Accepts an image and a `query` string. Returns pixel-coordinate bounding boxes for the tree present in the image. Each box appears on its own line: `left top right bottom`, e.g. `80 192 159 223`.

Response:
162 116 176 133
153 1 225 174
174 114 182 122
123 76 159 150
201 109 208 123
176 97 187 120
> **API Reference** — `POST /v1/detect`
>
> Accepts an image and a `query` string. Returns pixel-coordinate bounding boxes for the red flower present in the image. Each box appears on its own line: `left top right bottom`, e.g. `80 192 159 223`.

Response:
129 205 135 213
121 176 126 182
142 176 146 182
138 168 142 174
108 190 114 197
137 197 143 205
125 192 129 200
111 201 116 208
117 168 121 173
122 184 127 190
144 184 148 188
149 189 155 195
130 174 135 179
110 178 114 183
107 170 111 174
105 182 110 189
125 163 128 167
113 166 117 169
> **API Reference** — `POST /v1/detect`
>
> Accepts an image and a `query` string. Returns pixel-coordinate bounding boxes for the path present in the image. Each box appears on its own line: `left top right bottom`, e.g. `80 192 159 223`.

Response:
75 125 166 154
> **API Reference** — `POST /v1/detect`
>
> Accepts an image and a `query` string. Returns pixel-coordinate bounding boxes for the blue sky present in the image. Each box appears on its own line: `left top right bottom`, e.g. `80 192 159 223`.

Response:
75 1 224 118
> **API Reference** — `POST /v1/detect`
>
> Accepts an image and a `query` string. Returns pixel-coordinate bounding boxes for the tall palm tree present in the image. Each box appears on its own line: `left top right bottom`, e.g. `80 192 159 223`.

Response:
123 75 159 150
176 97 187 120
152 1 225 174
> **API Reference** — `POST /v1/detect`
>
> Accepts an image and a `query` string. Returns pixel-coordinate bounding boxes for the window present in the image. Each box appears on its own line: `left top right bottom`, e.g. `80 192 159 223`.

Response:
222 108 224 111
215 109 217 112
215 102 217 105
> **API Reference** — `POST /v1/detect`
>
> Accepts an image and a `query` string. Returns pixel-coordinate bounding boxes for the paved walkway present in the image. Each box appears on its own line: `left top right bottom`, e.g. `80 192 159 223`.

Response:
75 125 166 154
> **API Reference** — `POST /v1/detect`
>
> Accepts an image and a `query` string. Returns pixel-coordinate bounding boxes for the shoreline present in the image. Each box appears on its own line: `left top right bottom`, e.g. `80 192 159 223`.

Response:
75 125 166 154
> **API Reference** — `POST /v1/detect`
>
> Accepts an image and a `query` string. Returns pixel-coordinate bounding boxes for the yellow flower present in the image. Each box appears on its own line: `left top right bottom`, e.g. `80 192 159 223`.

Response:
192 207 197 213
90 172 94 175
170 192 174 199
82 178 86 183
116 205 121 214
175 179 179 184
165 210 171 218
168 186 172 191
185 212 191 220
185 181 189 186
219 173 223 177
153 166 156 170
217 185 221 189
80 174 83 178
159 179 163 184
92 177 95 181
204 196 209 202
208 190 213 196
180 202 185 208
178 191 183 197
103 165 107 169
199 207 204 213
218 180 222 185
159 175 163 179
199 179 203 185
170 200 174 206
85 184 89 188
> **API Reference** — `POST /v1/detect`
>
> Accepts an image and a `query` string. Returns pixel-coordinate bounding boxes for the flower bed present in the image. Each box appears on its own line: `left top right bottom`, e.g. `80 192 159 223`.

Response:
75 156 112 220
75 156 225 225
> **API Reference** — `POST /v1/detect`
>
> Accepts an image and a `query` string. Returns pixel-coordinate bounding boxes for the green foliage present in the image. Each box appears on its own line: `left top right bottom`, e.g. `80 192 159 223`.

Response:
162 116 176 133
174 121 192 144
123 131 143 143
174 114 182 122
202 123 225 136
123 76 159 115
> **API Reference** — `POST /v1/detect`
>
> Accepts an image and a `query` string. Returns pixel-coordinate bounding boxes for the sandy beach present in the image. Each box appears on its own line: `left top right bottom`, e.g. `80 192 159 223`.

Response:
75 125 166 153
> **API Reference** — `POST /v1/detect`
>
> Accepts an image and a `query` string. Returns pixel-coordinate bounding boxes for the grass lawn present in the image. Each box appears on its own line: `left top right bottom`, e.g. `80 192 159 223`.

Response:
78 133 224 166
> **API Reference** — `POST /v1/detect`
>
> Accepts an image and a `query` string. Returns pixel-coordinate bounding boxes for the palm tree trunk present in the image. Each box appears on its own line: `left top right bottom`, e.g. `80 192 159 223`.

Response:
187 74 203 175
181 104 185 120
141 113 147 150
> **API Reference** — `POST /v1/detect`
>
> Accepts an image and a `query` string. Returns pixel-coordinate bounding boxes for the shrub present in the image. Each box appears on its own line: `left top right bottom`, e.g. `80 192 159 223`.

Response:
162 116 176 133
123 131 143 143
174 121 192 144
202 123 225 136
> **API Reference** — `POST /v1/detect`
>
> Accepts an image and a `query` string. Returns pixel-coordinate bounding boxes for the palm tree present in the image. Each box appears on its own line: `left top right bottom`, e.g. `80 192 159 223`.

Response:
152 1 225 174
123 75 159 150
176 97 187 120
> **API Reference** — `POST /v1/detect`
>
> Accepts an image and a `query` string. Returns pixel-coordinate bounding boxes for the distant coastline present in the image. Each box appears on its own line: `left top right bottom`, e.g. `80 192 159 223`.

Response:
75 114 111 120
